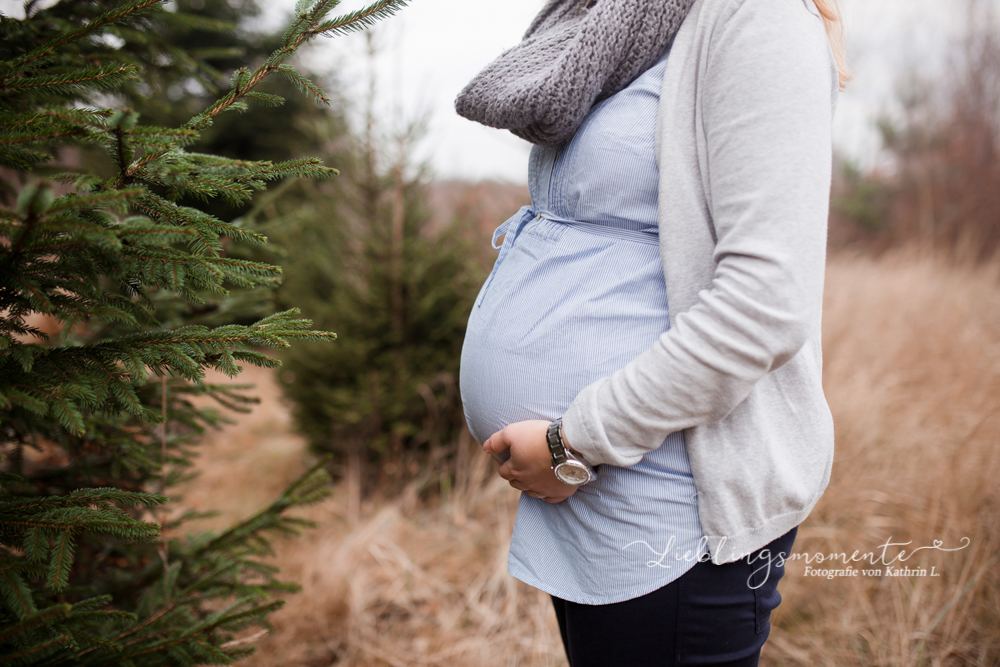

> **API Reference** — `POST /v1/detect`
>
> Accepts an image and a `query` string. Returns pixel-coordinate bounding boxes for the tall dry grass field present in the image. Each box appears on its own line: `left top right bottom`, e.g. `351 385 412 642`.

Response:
769 253 1000 666
173 253 1000 666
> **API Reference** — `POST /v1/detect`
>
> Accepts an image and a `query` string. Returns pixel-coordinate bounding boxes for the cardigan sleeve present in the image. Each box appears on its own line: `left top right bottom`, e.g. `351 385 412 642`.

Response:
561 0 835 467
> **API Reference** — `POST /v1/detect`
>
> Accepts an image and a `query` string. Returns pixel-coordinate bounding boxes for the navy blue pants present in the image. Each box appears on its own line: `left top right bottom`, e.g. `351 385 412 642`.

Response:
551 527 797 667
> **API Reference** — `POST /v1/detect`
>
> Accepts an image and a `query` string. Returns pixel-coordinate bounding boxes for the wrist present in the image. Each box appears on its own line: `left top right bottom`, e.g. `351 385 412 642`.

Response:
547 418 596 485
557 419 592 467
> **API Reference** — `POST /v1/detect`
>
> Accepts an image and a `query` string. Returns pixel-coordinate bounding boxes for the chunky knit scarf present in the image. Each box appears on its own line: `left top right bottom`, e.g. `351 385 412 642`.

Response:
455 0 695 147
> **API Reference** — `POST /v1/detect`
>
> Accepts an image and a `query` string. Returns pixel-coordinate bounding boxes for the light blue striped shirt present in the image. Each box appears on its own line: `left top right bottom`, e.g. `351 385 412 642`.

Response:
459 48 707 605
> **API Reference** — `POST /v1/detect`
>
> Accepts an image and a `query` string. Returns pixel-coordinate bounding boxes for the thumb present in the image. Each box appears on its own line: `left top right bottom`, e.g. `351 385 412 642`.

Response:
484 428 511 456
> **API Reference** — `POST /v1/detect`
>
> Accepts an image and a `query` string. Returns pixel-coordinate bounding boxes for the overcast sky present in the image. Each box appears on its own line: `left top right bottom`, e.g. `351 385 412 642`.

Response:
302 0 986 182
3 0 993 182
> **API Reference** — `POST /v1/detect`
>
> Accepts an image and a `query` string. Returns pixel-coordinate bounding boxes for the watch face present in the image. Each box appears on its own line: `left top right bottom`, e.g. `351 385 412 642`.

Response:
555 461 591 485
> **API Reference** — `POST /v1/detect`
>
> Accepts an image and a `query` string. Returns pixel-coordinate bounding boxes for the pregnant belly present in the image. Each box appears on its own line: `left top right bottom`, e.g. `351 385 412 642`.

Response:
459 215 669 444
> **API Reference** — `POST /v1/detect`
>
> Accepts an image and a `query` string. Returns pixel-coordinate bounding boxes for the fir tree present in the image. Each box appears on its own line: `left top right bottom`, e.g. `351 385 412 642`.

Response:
0 0 407 664
266 39 486 494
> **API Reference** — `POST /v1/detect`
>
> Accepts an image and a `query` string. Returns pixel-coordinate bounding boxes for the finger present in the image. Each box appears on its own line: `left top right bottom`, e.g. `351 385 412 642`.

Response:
483 428 512 456
508 479 530 492
497 462 514 481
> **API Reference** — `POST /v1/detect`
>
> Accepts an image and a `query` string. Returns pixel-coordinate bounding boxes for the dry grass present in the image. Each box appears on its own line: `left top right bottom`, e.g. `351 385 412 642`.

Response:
767 252 1000 667
173 252 1000 666
172 371 565 667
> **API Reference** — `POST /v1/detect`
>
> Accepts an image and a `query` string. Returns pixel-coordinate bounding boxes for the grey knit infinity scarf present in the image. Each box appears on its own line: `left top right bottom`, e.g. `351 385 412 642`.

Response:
455 0 695 147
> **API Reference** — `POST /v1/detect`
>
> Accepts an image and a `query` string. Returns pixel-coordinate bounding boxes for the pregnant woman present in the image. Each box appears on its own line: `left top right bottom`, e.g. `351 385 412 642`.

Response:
456 0 846 664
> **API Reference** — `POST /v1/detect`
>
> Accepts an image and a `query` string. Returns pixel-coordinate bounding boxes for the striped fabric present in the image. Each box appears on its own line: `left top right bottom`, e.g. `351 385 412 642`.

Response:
459 48 707 605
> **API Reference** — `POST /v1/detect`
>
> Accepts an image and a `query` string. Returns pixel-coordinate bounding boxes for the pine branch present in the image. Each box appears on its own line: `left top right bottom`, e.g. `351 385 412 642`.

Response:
37 108 114 129
0 129 83 146
48 188 145 213
0 488 167 513
4 0 164 71
2 64 138 95
134 192 267 249
0 604 71 645
1 314 333 436
47 530 76 591
0 568 38 619
275 64 330 105
123 0 408 175
0 634 72 666
195 457 332 558
125 126 199 150
242 91 284 108
0 146 52 169
308 0 411 39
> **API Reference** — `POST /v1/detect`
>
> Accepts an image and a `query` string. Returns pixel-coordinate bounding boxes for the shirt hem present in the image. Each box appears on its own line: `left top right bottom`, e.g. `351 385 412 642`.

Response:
507 550 703 605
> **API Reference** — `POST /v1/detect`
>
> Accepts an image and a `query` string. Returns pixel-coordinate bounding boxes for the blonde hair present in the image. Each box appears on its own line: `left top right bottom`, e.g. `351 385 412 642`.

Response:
812 0 851 89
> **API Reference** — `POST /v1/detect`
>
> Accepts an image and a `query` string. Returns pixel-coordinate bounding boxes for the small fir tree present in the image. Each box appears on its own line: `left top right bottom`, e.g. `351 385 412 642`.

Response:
265 48 485 492
0 0 407 664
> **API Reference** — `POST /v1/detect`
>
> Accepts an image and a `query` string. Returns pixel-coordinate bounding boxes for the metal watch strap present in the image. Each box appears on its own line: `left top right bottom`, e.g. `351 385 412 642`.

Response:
546 418 568 466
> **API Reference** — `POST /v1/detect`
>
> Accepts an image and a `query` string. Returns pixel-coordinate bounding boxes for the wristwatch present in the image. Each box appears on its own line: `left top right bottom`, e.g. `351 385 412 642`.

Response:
546 418 596 486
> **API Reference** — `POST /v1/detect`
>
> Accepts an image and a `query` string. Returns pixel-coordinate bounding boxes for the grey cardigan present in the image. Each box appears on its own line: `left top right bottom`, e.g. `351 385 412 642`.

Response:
562 0 838 565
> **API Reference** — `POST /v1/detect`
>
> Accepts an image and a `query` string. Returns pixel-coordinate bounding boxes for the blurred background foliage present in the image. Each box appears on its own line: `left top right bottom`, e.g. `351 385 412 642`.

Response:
829 2 1000 261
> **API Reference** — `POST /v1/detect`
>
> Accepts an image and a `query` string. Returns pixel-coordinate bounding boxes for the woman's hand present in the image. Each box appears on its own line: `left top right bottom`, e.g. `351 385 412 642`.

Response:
484 420 580 504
